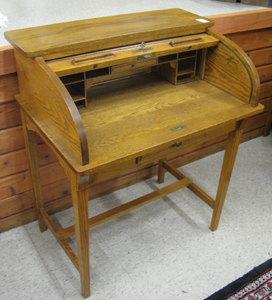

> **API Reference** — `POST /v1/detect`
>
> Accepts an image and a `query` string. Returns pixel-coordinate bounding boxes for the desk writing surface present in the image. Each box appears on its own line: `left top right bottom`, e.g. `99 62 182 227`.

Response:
79 73 262 171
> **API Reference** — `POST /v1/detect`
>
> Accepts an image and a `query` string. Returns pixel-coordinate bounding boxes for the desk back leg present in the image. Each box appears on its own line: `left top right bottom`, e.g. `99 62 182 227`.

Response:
21 111 47 232
210 119 247 231
158 158 167 183
69 173 91 298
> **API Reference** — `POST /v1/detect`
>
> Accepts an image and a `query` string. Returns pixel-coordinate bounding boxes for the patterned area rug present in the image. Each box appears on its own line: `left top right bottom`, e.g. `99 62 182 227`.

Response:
205 258 272 300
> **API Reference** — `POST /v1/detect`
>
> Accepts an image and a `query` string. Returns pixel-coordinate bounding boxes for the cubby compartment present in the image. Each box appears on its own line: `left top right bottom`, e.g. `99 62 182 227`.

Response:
177 73 195 83
178 50 197 59
178 57 196 75
176 50 198 83
66 82 86 104
60 73 87 107
74 99 87 110
86 67 109 79
158 54 177 63
60 73 84 84
157 49 200 85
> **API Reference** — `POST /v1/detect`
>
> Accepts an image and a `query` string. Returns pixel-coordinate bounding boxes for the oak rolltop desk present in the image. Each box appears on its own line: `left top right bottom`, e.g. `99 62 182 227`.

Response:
5 9 263 298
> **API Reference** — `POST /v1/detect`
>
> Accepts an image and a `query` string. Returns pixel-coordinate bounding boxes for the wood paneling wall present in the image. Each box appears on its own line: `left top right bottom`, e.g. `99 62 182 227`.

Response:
0 9 271 232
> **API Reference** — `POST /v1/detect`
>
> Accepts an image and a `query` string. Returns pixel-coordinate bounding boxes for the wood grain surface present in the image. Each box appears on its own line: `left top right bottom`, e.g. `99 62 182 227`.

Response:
14 50 89 165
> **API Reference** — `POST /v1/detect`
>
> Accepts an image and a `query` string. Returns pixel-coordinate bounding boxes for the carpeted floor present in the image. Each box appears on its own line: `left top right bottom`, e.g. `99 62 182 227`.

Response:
205 258 272 300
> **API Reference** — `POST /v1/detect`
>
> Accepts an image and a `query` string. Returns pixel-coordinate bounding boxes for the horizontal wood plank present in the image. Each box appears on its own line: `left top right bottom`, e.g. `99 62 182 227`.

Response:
0 178 71 219
0 101 21 130
0 46 16 76
260 97 272 113
260 81 272 99
209 9 272 35
247 47 272 66
226 28 272 52
0 143 57 179
0 194 74 233
0 125 44 155
0 73 19 104
244 112 268 132
257 64 272 83
0 161 66 201
0 126 24 155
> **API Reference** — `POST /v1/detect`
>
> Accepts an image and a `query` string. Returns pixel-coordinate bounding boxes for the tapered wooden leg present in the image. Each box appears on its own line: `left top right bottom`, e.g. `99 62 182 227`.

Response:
210 119 248 231
21 112 47 232
70 174 90 298
158 159 166 184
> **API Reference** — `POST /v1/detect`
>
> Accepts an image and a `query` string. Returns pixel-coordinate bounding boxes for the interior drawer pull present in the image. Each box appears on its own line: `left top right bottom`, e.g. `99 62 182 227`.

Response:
170 37 202 47
72 53 115 65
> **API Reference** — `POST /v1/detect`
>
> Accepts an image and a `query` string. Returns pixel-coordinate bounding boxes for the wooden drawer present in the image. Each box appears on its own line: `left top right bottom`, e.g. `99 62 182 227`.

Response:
111 58 157 74
135 141 183 165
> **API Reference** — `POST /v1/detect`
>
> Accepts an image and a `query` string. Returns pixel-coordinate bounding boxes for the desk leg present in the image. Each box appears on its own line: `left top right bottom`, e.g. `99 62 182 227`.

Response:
70 174 90 298
210 120 247 231
21 112 47 232
158 159 167 183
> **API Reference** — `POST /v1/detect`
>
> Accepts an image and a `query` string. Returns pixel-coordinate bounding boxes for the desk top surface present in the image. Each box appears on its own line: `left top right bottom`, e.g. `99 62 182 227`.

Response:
4 9 214 59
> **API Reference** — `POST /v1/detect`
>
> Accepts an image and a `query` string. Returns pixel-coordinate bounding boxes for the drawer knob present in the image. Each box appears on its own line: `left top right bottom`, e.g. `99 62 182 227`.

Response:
175 142 182 148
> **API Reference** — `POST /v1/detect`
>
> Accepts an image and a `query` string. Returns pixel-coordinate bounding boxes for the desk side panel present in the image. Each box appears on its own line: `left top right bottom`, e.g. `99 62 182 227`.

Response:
204 29 260 107
14 49 89 166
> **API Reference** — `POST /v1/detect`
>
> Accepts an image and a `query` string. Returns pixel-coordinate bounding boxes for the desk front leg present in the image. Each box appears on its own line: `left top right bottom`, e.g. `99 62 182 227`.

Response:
210 119 247 231
21 111 47 232
69 173 91 298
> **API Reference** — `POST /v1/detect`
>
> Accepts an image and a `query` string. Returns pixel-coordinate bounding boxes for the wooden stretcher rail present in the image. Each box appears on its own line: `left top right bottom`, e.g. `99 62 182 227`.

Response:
162 160 216 209
58 174 193 240
39 207 79 270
